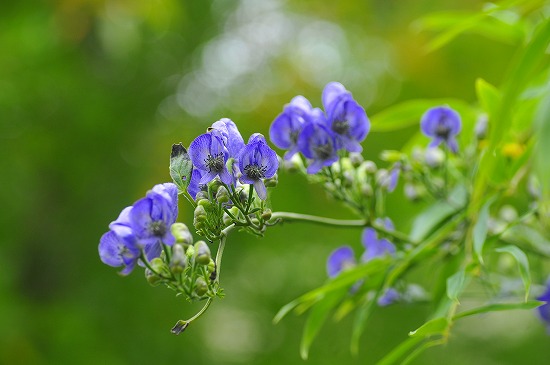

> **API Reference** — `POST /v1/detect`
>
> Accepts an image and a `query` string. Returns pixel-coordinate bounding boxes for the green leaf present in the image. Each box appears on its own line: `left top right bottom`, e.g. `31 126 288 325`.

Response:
496 245 531 301
375 336 424 365
446 269 467 303
475 78 501 118
502 224 550 258
169 143 193 192
370 99 470 132
300 289 345 360
273 258 390 324
453 300 543 320
408 317 449 338
473 197 495 264
410 185 467 242
350 296 377 355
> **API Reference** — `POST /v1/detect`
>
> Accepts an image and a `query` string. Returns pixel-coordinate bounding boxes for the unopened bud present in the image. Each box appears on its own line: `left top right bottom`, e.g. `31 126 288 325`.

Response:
283 153 304 173
528 175 541 199
197 199 212 209
349 152 363 167
170 244 187 274
361 160 377 174
264 173 278 188
261 209 272 221
499 205 518 223
207 259 216 274
186 245 195 258
208 178 223 195
171 223 193 246
195 191 209 201
475 114 489 140
194 205 207 223
194 277 208 296
194 241 211 265
145 268 162 286
380 150 402 163
342 170 353 187
360 182 373 197
425 148 445 168
216 186 230 203
404 183 419 201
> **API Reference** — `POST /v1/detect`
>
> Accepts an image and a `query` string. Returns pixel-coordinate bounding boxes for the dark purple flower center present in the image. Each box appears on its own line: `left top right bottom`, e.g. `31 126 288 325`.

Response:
149 220 167 237
435 119 450 139
332 119 350 135
290 130 300 144
244 164 267 180
204 153 224 173
314 143 333 160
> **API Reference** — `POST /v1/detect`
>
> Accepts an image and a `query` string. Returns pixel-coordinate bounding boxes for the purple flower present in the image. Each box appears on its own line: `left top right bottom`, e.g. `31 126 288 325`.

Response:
322 82 370 153
237 133 278 200
269 96 313 160
420 106 462 153
209 118 245 160
189 133 233 185
361 218 396 262
537 279 550 331
326 246 356 278
377 288 400 307
187 168 206 199
99 207 141 275
297 110 339 174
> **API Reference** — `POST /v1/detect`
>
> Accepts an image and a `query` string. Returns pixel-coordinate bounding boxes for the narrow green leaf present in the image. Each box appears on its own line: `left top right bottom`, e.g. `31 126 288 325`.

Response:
496 245 531 301
453 300 543 320
273 258 390 324
169 143 193 192
401 338 447 365
408 317 449 338
350 296 376 355
375 336 424 365
446 269 466 303
410 185 467 242
502 225 550 258
475 78 501 118
300 290 345 360
473 197 495 264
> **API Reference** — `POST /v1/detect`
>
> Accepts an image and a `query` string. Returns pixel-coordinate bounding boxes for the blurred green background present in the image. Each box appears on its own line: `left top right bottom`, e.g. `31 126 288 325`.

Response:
1 0 548 364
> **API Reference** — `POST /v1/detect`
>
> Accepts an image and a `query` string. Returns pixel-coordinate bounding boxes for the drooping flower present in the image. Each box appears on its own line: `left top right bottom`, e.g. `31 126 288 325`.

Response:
189 133 233 185
237 133 278 200
420 106 462 153
269 96 314 160
361 218 396 262
537 279 550 332
322 82 370 153
209 118 245 160
187 168 206 199
297 110 339 174
326 246 356 278
99 207 141 275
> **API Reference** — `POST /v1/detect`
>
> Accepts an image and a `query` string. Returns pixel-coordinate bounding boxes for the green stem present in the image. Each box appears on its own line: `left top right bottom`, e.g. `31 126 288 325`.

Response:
270 211 366 228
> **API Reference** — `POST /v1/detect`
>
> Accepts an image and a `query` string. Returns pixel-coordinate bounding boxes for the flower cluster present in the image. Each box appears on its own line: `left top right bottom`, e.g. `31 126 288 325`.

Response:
99 183 178 275
269 82 370 174
188 118 278 200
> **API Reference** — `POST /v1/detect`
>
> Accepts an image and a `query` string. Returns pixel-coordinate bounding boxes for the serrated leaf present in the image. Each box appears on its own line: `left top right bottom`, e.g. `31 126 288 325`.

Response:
446 269 467 303
473 197 495 264
300 289 345 360
169 143 193 192
496 245 531 301
453 300 543 320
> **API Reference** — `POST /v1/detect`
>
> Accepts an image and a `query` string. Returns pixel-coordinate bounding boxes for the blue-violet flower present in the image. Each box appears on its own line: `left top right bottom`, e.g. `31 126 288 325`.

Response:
297 110 339 174
537 279 550 332
361 218 396 262
322 82 370 153
209 118 245 160
189 133 233 185
237 133 278 200
326 245 356 278
420 106 462 153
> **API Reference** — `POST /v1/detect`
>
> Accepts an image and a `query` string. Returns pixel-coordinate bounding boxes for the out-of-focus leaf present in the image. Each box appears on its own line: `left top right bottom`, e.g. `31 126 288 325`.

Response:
408 317 449 338
534 79 550 198
502 225 550 257
273 258 390 324
375 336 424 365
453 300 543 320
473 197 495 264
446 269 467 303
300 289 345 360
496 245 531 301
370 99 470 132
475 78 501 118
169 143 193 192
350 296 377 355
410 185 467 242
401 338 446 365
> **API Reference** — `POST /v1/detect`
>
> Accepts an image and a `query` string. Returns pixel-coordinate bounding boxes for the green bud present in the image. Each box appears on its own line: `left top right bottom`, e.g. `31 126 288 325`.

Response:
208 178 223 195
361 160 377 174
150 257 166 272
216 186 230 203
207 259 216 274
499 205 518 223
380 150 402 163
194 277 208 296
186 245 195 258
171 223 193 246
194 241 211 265
197 199 212 209
223 212 232 225
342 170 353 188
194 205 207 223
170 244 187 274
360 182 373 197
261 209 272 221
264 173 278 188
145 268 162 286
282 153 304 173
349 152 363 167
195 191 209 201
425 148 445 168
